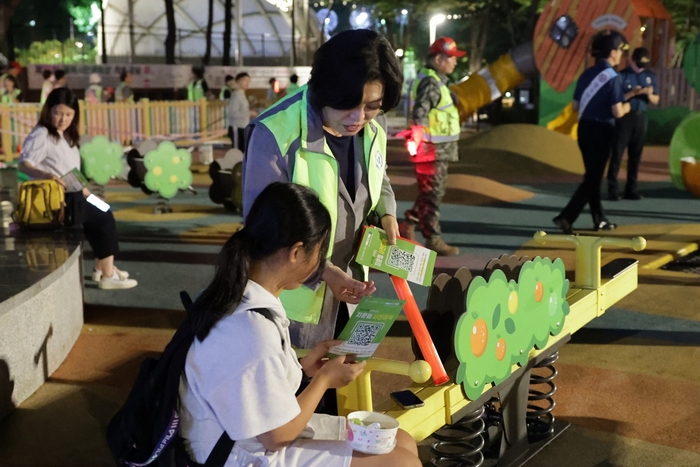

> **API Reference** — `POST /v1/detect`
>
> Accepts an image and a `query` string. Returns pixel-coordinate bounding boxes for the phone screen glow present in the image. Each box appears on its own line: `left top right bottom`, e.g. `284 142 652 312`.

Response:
86 194 110 212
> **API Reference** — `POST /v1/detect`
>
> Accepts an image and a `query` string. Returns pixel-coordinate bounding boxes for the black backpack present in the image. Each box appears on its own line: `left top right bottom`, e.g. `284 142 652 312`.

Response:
106 291 276 467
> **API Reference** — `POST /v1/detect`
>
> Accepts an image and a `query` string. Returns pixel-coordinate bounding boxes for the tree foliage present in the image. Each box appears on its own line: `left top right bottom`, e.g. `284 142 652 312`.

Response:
66 0 100 34
363 0 547 74
15 38 96 65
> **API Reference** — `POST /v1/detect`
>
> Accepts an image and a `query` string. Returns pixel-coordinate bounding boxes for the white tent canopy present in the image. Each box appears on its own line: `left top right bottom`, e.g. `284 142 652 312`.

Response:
100 0 320 64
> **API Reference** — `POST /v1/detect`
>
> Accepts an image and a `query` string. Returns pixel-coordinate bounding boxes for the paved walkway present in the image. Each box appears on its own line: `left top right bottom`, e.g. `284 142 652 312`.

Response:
1 130 699 466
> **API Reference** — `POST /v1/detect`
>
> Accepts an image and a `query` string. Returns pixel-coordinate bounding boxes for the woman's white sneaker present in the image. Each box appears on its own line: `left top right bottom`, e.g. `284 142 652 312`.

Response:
93 267 130 282
98 271 138 289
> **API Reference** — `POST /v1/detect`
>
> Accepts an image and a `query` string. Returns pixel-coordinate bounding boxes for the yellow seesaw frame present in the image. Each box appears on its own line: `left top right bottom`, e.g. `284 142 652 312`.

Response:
330 231 646 443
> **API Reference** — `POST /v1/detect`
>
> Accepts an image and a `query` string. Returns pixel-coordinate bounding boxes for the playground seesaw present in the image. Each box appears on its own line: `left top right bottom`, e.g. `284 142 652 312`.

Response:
330 231 647 467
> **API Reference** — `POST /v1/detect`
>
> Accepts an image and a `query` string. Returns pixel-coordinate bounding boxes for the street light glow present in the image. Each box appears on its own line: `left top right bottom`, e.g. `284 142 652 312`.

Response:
356 12 368 25
429 14 446 45
76 41 84 48
401 9 408 15
395 48 404 57
29 20 36 27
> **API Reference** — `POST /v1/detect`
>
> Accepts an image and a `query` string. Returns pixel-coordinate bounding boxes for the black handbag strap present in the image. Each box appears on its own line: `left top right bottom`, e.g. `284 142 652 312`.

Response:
203 431 235 467
179 292 283 467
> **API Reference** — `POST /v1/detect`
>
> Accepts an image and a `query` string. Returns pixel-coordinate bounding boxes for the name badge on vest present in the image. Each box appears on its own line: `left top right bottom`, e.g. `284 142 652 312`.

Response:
375 150 383 169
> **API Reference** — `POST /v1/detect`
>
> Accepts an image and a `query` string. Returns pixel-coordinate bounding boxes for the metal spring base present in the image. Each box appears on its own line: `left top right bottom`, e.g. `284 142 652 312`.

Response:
527 352 558 443
430 405 486 467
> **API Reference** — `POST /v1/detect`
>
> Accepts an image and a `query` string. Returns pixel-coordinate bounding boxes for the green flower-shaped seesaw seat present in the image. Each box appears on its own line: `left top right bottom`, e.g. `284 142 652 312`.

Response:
79 135 125 185
143 142 194 199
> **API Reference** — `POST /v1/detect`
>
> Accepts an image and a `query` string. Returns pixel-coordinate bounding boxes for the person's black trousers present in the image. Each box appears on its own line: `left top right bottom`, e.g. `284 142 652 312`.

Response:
607 111 647 196
559 120 615 226
65 192 119 259
228 126 246 153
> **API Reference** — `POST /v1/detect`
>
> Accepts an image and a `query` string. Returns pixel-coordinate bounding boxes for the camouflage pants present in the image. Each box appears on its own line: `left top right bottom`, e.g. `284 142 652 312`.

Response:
405 160 449 238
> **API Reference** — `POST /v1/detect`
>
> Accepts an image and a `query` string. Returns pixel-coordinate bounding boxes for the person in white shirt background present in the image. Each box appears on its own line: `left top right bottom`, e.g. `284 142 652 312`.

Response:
179 182 420 467
227 72 257 152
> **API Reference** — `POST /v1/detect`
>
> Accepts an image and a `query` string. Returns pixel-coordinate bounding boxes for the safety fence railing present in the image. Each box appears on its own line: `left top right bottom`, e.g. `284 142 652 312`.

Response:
0 99 229 161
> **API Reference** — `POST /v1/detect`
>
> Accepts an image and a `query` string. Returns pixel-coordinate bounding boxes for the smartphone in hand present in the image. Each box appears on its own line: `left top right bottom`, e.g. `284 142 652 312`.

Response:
390 390 424 409
86 194 110 212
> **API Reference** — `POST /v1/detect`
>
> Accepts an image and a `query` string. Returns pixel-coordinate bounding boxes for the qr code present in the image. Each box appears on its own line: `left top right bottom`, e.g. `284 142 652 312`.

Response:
387 246 416 272
347 322 384 346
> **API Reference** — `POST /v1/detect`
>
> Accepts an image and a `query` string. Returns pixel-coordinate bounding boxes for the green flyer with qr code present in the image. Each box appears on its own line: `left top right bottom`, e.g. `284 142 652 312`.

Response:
355 226 437 287
327 296 406 361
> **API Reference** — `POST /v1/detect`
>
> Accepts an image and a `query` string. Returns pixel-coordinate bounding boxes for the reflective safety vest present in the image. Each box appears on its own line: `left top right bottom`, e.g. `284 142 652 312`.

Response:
256 85 387 324
0 88 20 104
116 82 134 103
41 81 53 104
86 84 103 103
410 67 460 144
219 85 233 101
187 79 205 101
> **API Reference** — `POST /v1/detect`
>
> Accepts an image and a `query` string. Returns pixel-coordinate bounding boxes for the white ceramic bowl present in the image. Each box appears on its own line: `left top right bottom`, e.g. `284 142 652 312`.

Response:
346 411 399 454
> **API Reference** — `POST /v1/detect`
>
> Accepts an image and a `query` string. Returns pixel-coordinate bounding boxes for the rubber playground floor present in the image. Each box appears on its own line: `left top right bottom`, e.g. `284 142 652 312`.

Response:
1 125 700 467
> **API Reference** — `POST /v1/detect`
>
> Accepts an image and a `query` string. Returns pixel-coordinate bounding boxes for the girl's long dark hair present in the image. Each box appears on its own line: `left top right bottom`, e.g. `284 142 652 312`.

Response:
39 88 81 147
191 182 332 341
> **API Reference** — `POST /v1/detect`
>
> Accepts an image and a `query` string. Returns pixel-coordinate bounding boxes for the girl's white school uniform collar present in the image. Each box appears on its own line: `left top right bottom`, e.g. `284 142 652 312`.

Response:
240 280 290 327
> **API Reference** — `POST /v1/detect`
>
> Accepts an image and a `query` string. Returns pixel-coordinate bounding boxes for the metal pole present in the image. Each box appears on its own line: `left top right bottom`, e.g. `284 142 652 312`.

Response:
237 0 243 66
127 0 136 63
291 0 296 66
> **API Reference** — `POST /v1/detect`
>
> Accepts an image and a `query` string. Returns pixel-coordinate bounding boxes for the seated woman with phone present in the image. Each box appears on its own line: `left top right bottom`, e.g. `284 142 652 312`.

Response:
18 88 137 290
179 182 421 467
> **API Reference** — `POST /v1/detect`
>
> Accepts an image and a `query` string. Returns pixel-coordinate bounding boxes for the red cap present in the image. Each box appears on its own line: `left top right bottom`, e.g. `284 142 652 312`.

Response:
429 37 467 57
9 61 21 69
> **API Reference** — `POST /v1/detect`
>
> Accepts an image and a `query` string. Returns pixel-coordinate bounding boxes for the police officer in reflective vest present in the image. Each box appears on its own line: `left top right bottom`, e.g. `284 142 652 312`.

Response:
553 30 630 234
399 37 463 256
607 47 659 200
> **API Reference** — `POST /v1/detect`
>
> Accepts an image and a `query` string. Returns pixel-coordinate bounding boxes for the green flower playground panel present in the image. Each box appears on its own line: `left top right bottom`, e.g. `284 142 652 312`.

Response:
455 257 570 400
143 141 193 198
80 135 124 185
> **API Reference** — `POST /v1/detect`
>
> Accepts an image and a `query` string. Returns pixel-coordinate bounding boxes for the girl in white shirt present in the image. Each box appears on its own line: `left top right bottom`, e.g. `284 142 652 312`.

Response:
179 182 421 467
18 88 137 290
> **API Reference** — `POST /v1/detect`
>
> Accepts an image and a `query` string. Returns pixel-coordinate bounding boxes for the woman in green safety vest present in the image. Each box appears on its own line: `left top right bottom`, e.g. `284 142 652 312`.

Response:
219 74 235 100
1 75 22 104
243 29 404 355
187 67 209 101
115 69 135 103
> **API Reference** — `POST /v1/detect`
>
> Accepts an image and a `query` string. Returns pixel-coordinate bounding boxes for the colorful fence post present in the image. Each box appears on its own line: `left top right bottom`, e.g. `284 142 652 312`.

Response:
141 98 152 139
198 98 207 138
1 105 14 160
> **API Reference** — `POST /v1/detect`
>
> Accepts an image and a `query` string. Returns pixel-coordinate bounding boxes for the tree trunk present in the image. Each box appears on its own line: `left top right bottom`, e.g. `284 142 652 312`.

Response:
100 0 108 63
164 0 176 64
204 0 214 65
0 0 21 60
468 11 490 73
223 0 232 66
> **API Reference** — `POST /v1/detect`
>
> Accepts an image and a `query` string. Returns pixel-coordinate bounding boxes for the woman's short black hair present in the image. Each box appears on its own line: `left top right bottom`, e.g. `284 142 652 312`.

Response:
591 29 628 60
290 74 299 83
120 69 130 82
54 69 66 81
235 72 249 81
308 29 403 113
4 74 18 87
39 88 81 148
42 69 53 80
192 67 204 79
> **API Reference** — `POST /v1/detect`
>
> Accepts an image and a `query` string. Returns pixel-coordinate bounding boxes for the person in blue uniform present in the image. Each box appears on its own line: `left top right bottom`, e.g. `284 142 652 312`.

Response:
607 47 659 200
553 30 631 234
